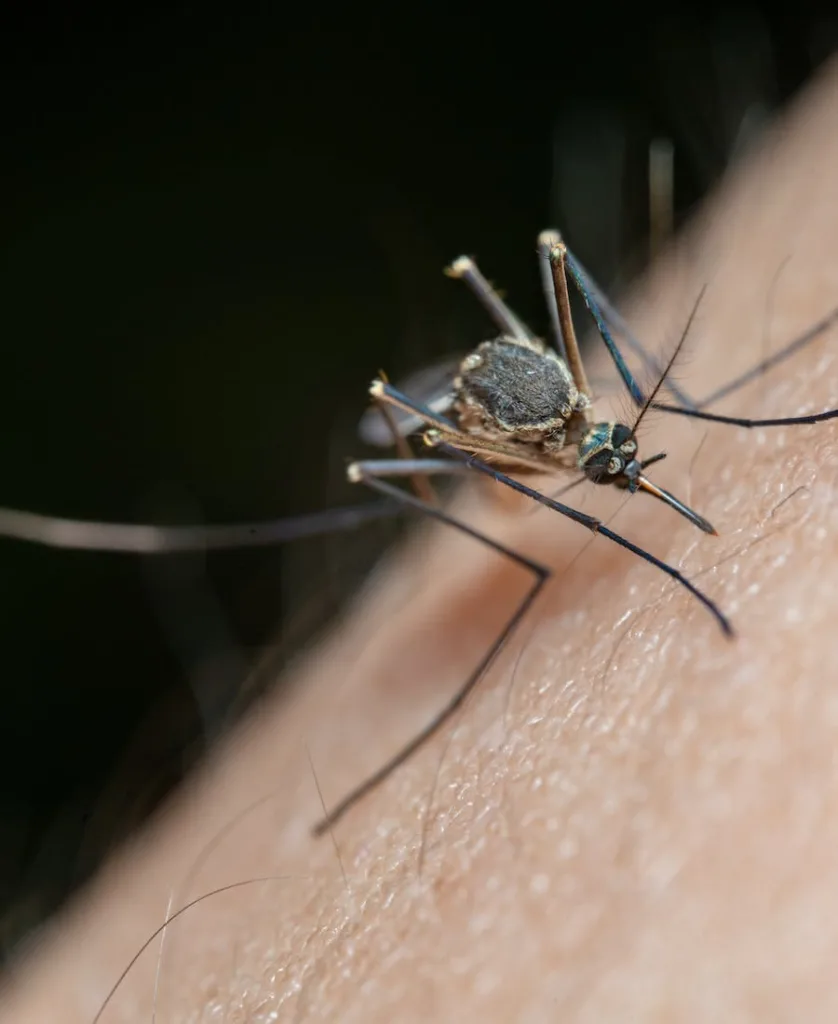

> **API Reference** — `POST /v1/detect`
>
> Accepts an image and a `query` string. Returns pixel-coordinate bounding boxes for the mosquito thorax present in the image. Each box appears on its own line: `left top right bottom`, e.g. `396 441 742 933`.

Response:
453 335 590 448
577 421 640 485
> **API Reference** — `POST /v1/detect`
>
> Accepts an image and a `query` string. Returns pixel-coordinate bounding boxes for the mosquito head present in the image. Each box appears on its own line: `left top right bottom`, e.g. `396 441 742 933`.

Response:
578 422 639 484
578 421 717 534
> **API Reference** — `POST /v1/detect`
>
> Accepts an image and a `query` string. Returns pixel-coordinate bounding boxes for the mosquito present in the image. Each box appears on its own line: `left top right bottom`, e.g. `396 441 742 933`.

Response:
1 231 837 839
309 232 838 833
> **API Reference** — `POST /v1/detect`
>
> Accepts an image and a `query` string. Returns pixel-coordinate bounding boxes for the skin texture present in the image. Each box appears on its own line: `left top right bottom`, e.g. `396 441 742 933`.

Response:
4 59 838 1024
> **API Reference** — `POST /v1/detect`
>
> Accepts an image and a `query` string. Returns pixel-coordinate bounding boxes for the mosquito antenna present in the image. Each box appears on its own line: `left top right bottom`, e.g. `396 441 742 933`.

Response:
624 290 715 537
565 250 698 410
632 285 707 433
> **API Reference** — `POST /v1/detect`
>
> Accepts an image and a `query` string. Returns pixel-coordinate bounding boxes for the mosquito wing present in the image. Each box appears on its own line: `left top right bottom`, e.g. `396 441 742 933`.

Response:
358 354 462 446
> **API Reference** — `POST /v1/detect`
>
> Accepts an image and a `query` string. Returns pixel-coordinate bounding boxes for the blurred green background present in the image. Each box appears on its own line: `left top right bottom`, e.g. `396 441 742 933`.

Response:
0 5 833 962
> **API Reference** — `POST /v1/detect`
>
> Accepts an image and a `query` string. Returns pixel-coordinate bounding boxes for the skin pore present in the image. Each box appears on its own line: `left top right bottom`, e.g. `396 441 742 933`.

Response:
4 59 838 1024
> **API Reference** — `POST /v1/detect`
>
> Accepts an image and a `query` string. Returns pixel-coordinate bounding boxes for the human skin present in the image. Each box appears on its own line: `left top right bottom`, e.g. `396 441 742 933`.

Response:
4 60 838 1024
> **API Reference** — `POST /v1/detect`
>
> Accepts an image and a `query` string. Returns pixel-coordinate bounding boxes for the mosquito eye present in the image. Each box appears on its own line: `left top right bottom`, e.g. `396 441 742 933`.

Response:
581 445 619 484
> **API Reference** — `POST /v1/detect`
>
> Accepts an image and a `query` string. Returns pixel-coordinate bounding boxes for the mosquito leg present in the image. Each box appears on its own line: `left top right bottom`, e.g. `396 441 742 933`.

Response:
693 303 838 409
313 462 550 835
562 246 698 409
370 381 565 478
544 235 594 400
449 232 697 410
315 426 731 831
649 402 838 428
0 501 401 553
537 230 570 365
373 388 438 504
564 241 838 418
0 373 468 555
554 241 647 406
445 255 535 343
348 458 470 479
369 379 458 432
369 377 564 476
648 138 675 262
430 439 733 638
0 374 478 556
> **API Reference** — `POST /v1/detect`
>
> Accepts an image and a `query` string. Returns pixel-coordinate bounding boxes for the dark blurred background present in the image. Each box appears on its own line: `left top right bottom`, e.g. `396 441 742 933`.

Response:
0 5 833 964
